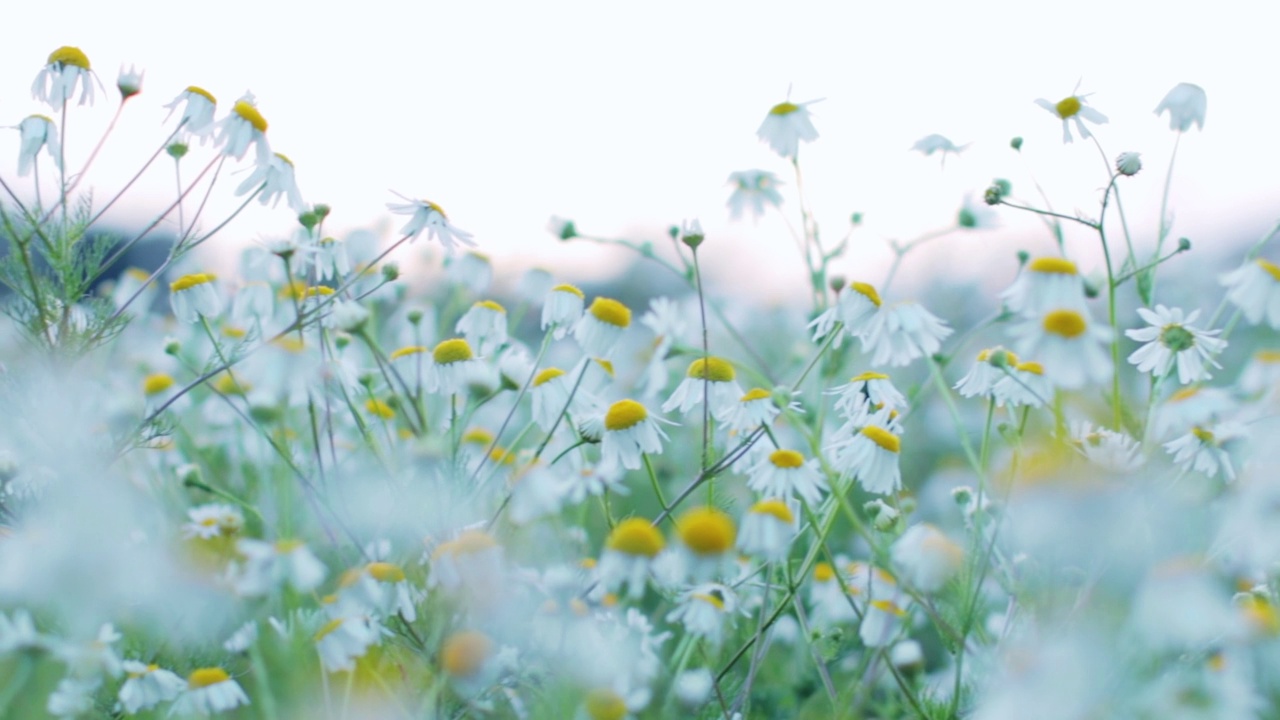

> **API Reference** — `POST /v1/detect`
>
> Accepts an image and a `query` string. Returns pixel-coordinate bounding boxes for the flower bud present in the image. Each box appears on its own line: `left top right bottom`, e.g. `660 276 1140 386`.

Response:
381 263 400 282
864 499 900 531
167 142 189 160
117 65 143 100
850 212 864 225
164 337 181 355
1115 152 1142 176
1177 237 1192 252
951 485 975 507
407 309 424 325
1010 136 1023 151
312 204 331 220
680 218 705 249
547 216 576 241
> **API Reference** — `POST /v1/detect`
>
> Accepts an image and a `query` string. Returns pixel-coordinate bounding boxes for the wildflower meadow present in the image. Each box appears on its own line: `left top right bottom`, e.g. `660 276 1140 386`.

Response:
5 46 1280 720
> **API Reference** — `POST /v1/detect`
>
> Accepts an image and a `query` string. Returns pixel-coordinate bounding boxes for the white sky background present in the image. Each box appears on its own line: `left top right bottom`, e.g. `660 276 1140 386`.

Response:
3 0 1277 303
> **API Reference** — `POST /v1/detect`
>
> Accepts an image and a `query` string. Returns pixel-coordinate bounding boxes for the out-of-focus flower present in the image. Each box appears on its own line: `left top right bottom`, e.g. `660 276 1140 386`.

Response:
990 359 1053 408
674 506 736 582
16 115 61 177
1012 307 1111 390
1164 422 1246 480
1115 151 1142 176
314 614 382 673
235 152 305 213
117 660 185 714
32 46 97 111
455 300 509 356
170 668 249 715
860 599 908 647
1154 82 1207 132
598 518 664 599
214 92 271 164
757 99 819 158
547 215 577 240
387 192 476 253
859 302 952 367
737 499 797 562
832 419 902 495
163 86 218 139
574 297 631 358
808 281 883 347
746 448 828 506
1125 305 1226 384
116 65 143 101
448 251 493 294
427 338 484 396
1221 258 1280 328
169 273 221 324
1069 421 1144 473
1001 256 1087 317
47 676 100 717
911 134 968 165
232 538 327 596
1034 89 1108 143
726 170 783 221
666 583 739 645
891 523 962 593
542 284 585 339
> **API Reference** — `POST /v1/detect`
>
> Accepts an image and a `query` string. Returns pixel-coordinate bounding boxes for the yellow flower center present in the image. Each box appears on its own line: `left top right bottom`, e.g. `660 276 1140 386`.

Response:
768 449 805 469
1169 387 1199 403
390 345 428 360
1015 361 1044 375
693 592 726 611
1042 309 1087 338
461 428 494 445
170 273 216 292
814 562 836 583
274 539 303 553
1055 96 1082 119
677 507 736 555
185 86 217 104
1028 257 1078 275
305 286 334 298
605 518 664 557
861 426 901 454
440 631 491 678
1191 426 1215 443
870 599 906 616
222 326 247 340
593 358 615 376
769 101 800 115
143 372 175 395
750 499 794 524
584 689 628 720
686 356 735 382
604 399 648 431
424 201 448 217
475 300 506 314
314 618 344 642
433 530 499 560
740 387 771 402
365 398 395 419
233 100 268 133
48 46 90 70
850 371 889 383
368 562 406 583
274 153 294 167
552 283 584 299
588 297 631 328
1257 258 1280 282
850 282 882 306
187 667 230 689
433 338 474 364
534 367 564 386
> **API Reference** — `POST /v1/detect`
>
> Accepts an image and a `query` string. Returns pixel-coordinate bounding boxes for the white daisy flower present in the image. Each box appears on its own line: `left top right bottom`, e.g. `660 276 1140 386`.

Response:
673 506 737 582
448 251 493 294
808 281 883 346
530 367 594 432
757 99 820 158
1154 82 1207 132
232 538 327 596
890 523 963 593
170 668 249 715
1125 305 1226 384
386 192 476 253
724 387 790 432
1239 349 1280 396
1000 256 1087 318
455 300 509 356
117 661 185 714
1069 421 1144 473
990 360 1053 408
182 503 244 540
860 599 908 648
574 297 632 358
1164 423 1246 480
541 284 585 339
47 676 99 718
169 273 221 324
16 115 60 177
235 152 305 214
427 338 484 396
666 583 739 646
428 530 504 599
164 86 218 140
860 302 952 367
599 399 672 473
807 562 858 628
910 134 968 165
955 347 1017 399
313 614 383 673
598 517 665 599
1034 88 1109 144
661 357 743 420
726 170 784 221
214 92 271 164
1151 386 1237 441
832 419 902 495
737 499 797 563
829 371 907 417
1221 258 1280 328
32 46 98 111
1011 308 1111 390
746 448 828 506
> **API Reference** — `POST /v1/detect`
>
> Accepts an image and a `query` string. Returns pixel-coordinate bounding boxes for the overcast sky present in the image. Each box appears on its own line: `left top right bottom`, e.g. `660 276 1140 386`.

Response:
4 0 1276 300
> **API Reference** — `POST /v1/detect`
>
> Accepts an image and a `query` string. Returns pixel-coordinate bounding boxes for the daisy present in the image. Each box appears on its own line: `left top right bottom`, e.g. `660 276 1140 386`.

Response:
1164 423 1246 480
386 192 476 253
757 99 820 158
860 599 908 648
990 360 1053 408
599 399 672 472
829 371 907 417
1069 421 1144 473
598 517 665 598
16 115 60 177
314 614 383 673
448 251 493 294
47 677 99 718
890 524 963 593
214 92 271 164
807 562 859 628
955 347 1017 399
860 302 952 367
164 86 218 140
335 561 419 620
1001 256 1087 317
439 630 498 697
455 300 509 356
832 419 902 495
575 297 632 358
169 273 221 324
726 170 784 221
737 499 798 562
170 668 249 715
1125 305 1226 384
429 530 504 600
808 281 882 346
661 356 743 419
666 583 739 645
232 538 327 596
746 448 828 506
181 504 243 540
234 152 305 214
542 284 585 339
1034 88 1108 144
427 338 484 395
1239 349 1280 396
32 46 98 110
723 387 786 432
910 134 968 165
116 661 185 714
1154 82 1208 132
1221 258 1280 328
531 367 594 431
674 506 737 581
1011 307 1111 390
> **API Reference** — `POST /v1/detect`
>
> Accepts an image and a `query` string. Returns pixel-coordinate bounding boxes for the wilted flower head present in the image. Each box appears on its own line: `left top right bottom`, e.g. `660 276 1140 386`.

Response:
1154 82 1207 132
757 98 820 158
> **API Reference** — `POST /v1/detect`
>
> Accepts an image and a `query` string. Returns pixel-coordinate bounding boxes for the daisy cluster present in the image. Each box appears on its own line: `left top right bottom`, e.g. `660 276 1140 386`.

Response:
4 46 1280 720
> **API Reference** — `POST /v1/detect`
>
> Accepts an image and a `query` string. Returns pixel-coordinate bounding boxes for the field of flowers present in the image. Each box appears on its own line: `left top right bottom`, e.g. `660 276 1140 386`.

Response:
3 46 1280 719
